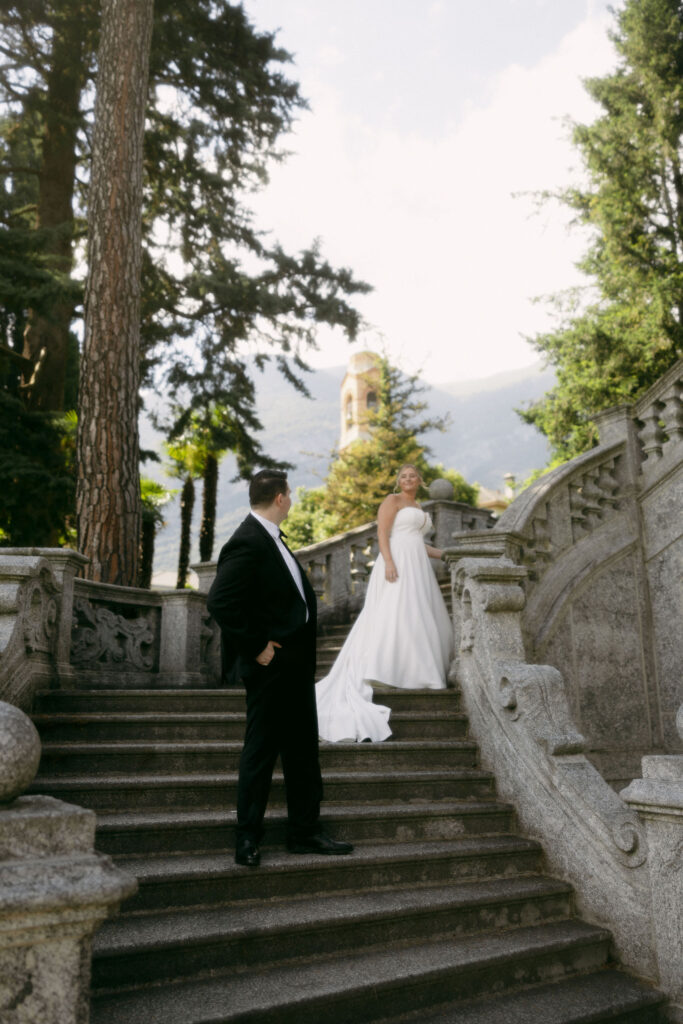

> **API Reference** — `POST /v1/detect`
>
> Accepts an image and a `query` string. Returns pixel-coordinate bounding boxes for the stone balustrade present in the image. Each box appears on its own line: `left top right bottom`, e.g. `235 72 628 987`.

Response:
477 357 683 788
0 550 222 708
293 496 494 626
446 546 683 1015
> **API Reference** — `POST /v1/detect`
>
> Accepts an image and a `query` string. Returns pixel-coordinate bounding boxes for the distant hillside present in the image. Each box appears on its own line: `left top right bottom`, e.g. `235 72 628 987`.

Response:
143 361 553 575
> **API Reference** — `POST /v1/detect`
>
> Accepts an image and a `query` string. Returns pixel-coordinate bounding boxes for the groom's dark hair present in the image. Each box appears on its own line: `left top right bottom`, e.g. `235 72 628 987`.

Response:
249 469 289 508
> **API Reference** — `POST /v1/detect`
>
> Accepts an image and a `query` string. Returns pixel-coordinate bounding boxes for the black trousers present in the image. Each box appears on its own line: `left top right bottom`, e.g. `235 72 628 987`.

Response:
236 640 323 845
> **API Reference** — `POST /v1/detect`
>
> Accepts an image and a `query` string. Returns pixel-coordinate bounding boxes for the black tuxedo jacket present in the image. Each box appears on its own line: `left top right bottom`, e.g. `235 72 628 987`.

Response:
207 514 317 682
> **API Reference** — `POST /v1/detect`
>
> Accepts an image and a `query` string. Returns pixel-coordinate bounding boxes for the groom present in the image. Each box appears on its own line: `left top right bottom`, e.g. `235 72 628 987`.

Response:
207 469 353 867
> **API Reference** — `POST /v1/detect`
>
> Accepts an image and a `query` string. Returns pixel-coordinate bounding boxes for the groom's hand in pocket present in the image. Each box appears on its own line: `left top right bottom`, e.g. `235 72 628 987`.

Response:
255 640 282 667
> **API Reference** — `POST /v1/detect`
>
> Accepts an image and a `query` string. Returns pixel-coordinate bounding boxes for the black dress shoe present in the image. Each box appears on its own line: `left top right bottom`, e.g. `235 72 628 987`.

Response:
287 833 353 855
235 839 260 867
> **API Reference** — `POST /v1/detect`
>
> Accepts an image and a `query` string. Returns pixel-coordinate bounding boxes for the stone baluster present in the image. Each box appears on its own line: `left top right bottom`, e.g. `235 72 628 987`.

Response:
637 400 667 461
303 557 329 603
579 470 604 530
0 700 137 1023
596 458 620 510
660 381 683 448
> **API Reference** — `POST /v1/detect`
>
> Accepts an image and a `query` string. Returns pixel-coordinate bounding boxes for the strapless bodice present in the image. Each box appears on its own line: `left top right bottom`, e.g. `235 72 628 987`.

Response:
391 505 432 537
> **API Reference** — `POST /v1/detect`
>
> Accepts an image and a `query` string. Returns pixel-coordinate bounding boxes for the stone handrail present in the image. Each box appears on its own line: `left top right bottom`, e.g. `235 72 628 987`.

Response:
293 498 494 625
446 547 683 1009
494 355 683 584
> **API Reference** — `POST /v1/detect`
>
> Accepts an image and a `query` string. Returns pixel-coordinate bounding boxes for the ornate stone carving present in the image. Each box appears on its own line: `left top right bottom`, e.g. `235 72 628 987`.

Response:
498 663 586 755
21 569 59 656
71 597 155 670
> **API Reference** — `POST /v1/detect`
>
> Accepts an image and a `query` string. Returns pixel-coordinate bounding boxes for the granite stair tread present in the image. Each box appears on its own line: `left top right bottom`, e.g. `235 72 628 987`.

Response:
95 798 511 831
31 765 494 790
89 920 612 1024
93 875 573 954
385 970 664 1023
115 834 542 884
40 738 475 752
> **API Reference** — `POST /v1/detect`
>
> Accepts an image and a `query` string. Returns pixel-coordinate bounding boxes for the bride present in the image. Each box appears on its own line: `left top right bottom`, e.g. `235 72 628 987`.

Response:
316 464 452 743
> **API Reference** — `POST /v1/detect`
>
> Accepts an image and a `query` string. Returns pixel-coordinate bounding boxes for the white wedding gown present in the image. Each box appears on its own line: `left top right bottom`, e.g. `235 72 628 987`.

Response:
316 506 452 743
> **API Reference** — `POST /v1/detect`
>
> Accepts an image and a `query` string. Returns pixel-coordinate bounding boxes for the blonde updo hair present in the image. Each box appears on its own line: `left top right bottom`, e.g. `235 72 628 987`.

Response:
394 464 425 493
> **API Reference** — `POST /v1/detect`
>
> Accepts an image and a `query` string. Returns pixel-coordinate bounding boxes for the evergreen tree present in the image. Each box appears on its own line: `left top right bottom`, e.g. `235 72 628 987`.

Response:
285 358 477 548
138 478 172 589
522 0 683 460
0 1 369 420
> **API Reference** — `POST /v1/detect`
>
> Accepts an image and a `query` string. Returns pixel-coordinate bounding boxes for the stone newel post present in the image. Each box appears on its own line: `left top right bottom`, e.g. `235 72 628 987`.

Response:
0 701 137 1024
622 713 683 1022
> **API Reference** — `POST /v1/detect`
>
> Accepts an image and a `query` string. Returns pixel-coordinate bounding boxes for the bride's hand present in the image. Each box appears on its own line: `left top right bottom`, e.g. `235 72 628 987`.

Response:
385 560 398 583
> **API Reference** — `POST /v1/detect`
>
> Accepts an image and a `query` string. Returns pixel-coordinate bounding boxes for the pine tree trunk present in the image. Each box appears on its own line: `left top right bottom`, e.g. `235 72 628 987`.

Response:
176 477 195 589
76 0 154 585
22 11 87 411
199 453 218 562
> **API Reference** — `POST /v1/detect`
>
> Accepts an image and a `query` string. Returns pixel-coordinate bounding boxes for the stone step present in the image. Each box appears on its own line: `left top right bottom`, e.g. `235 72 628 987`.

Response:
375 971 665 1024
91 875 573 991
95 800 514 856
31 766 495 810
112 837 544 913
32 709 468 743
38 738 479 775
33 687 462 715
89 920 611 1024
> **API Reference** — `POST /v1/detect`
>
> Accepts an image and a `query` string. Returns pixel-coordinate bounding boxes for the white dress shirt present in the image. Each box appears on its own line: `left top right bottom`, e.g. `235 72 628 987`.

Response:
250 511 309 621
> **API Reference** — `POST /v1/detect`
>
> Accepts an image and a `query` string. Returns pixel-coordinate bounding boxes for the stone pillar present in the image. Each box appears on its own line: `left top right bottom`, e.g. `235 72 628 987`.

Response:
622 745 683 1021
159 590 214 686
0 701 137 1024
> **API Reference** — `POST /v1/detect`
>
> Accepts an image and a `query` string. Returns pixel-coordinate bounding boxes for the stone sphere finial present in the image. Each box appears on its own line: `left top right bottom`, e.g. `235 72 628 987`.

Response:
0 701 41 803
428 478 454 501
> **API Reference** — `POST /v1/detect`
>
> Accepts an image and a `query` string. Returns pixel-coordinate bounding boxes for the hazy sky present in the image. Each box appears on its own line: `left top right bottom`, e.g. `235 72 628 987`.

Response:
242 0 617 384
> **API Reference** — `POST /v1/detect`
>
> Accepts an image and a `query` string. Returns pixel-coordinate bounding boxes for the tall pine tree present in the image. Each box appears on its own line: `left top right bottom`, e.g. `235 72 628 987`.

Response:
522 0 683 460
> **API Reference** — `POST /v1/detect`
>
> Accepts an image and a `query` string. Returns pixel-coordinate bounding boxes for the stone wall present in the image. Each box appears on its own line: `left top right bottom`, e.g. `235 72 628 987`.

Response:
489 359 683 787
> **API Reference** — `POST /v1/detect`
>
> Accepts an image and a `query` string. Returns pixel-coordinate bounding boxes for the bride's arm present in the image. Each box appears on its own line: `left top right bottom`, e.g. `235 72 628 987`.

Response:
424 544 443 559
377 496 400 582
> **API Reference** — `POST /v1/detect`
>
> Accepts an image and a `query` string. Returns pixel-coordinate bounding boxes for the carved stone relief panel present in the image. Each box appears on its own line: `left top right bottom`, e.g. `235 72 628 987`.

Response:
70 597 160 671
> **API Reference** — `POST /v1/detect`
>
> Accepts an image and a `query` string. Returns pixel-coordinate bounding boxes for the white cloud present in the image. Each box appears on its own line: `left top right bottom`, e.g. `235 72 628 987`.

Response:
251 10 616 384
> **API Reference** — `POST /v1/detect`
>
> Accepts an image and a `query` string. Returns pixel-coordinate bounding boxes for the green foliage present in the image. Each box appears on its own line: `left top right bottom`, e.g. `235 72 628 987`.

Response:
284 486 339 549
523 0 683 461
0 390 75 545
286 358 477 547
140 477 173 529
0 1 370 453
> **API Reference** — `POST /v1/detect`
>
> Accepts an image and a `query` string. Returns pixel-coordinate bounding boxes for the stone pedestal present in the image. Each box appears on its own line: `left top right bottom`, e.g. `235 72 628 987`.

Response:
0 701 137 1023
622 754 683 1021
0 795 137 1024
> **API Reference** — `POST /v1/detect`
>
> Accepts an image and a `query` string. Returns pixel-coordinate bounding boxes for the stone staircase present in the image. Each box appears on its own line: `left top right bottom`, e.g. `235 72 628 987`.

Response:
29 606 666 1024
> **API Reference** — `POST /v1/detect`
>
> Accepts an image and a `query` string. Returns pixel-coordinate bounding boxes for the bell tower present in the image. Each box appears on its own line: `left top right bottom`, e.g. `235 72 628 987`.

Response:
339 351 382 450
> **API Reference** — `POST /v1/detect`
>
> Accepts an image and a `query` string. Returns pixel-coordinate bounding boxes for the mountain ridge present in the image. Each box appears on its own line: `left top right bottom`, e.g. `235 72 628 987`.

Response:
142 360 553 574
